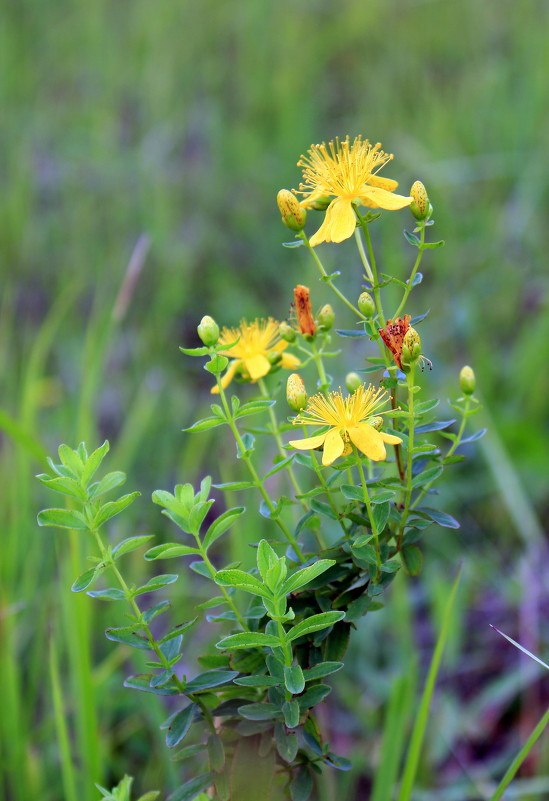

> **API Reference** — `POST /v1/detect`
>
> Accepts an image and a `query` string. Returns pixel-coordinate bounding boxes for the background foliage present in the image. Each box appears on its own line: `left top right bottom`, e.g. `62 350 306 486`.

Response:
2 1 548 799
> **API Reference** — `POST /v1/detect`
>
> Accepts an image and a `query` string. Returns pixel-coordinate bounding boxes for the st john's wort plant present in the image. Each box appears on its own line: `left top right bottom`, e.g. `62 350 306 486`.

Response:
38 136 485 801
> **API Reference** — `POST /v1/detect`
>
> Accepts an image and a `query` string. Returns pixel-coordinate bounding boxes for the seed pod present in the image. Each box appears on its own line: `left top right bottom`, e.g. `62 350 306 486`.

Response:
197 315 220 346
277 189 307 231
459 365 476 395
279 321 297 343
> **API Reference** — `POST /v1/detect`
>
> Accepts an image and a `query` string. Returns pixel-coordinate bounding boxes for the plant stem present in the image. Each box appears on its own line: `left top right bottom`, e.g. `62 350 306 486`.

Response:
300 232 366 320
392 222 426 319
216 374 306 563
397 367 417 549
354 450 381 576
195 543 249 630
354 209 385 325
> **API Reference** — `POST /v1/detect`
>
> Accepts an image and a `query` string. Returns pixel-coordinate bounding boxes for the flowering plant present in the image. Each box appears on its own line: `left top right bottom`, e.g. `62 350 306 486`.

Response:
38 137 484 801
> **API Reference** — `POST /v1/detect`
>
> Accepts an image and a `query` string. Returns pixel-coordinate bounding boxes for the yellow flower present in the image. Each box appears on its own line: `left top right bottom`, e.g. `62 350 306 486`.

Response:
211 318 300 394
288 384 402 465
297 136 412 247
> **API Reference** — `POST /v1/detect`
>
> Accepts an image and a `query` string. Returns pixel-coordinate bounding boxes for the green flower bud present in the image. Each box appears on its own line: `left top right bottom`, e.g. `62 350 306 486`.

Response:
277 189 307 232
401 326 422 371
358 292 375 318
306 195 331 211
370 416 383 431
279 321 297 343
409 180 430 221
317 303 335 331
197 315 219 347
286 373 308 412
345 372 362 393
459 365 476 395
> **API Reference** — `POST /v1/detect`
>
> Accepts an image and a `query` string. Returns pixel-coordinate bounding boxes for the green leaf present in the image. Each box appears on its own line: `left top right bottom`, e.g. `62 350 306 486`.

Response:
411 466 443 488
238 702 280 721
37 508 89 530
215 569 271 599
297 684 331 709
105 626 150 650
211 481 255 491
403 229 421 246
159 634 183 663
179 345 211 356
207 733 225 772
87 587 126 601
203 507 245 550
402 546 423 575
123 674 179 696
340 484 364 502
167 773 213 801
145 543 200 560
423 239 445 249
36 475 88 501
284 665 305 695
183 416 226 433
416 506 460 529
282 700 300 729
88 471 127 499
143 600 171 623
302 661 343 681
280 560 336 595
216 632 280 650
414 399 440 415
287 611 345 642
335 328 368 338
373 502 390 534
58 444 84 478
133 574 179 596
370 490 395 503
235 399 276 418
185 670 238 692
233 675 281 687
111 535 155 559
166 704 197 748
81 440 110 486
71 566 102 592
93 492 140 527
263 455 295 479
274 722 299 763
460 428 487 444
204 354 229 375
256 539 279 581
310 499 338 520
290 766 313 801
415 419 455 434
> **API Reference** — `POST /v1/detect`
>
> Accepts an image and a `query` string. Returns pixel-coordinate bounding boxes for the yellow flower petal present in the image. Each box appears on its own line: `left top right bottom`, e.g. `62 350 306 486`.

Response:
244 353 272 381
281 352 301 370
367 174 399 192
309 197 356 246
359 186 412 211
348 424 387 461
288 433 327 451
210 359 240 394
322 428 345 465
380 431 402 446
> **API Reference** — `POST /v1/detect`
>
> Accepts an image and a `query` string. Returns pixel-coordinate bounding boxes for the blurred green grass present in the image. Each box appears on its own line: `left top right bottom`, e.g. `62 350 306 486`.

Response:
2 1 549 799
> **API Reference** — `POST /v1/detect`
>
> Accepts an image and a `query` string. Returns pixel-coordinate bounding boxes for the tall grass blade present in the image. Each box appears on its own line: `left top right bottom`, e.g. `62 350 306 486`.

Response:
396 568 462 801
488 706 549 801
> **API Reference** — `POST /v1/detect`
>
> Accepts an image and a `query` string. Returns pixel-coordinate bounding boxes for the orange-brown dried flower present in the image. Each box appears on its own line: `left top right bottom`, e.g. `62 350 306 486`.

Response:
378 315 411 369
293 285 316 337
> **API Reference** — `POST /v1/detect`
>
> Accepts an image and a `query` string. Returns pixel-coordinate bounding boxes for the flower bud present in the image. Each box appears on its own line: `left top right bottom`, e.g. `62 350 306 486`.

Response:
197 315 219 347
345 372 362 393
401 326 422 371
459 365 476 395
409 181 430 220
370 416 383 431
305 194 331 211
293 285 316 338
279 321 296 343
317 304 335 331
358 291 375 318
277 189 307 232
286 373 308 412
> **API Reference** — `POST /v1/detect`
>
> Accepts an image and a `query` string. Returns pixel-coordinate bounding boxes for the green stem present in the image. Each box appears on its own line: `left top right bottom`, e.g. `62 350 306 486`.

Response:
309 340 330 393
300 232 366 320
215 374 306 563
354 450 381 575
354 209 385 325
196 544 249 630
354 228 374 283
301 425 344 543
392 223 426 319
257 378 305 503
90 528 215 729
397 367 417 549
